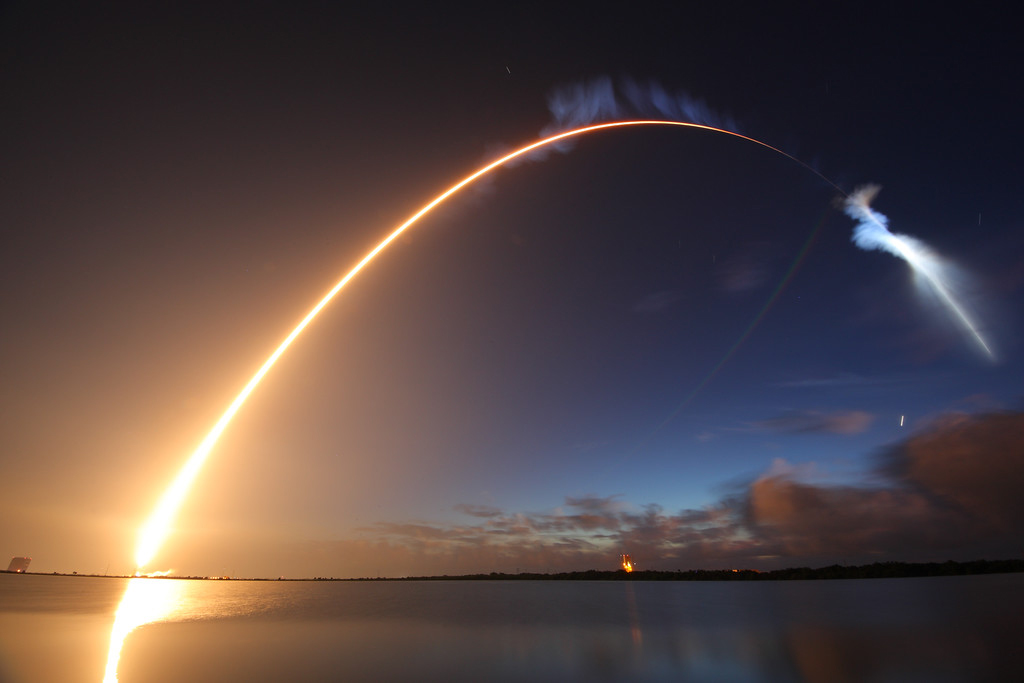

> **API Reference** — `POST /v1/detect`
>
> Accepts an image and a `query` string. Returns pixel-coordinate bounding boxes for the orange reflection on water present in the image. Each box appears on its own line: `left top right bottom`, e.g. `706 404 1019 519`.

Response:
103 578 185 683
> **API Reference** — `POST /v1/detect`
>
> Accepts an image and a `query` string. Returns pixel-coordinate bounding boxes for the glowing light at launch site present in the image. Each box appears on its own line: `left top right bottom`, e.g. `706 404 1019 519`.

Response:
843 185 995 360
133 119 834 573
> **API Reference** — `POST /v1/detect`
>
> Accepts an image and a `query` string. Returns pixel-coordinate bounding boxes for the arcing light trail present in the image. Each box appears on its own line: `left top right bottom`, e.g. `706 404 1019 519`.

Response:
134 119 823 572
131 118 981 574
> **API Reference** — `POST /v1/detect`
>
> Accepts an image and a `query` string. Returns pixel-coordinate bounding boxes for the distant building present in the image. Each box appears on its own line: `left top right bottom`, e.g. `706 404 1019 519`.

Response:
7 557 31 573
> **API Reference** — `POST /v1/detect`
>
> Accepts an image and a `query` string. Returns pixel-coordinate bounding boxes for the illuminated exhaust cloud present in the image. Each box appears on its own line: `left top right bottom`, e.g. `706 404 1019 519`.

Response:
843 185 995 360
543 76 740 135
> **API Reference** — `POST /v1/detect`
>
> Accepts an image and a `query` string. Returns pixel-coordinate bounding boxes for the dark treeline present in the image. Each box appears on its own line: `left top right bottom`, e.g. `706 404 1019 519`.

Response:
7 559 1023 582
351 559 1024 582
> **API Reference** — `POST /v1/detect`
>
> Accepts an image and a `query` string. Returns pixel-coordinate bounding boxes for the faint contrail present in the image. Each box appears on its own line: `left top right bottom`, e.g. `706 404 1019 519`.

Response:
133 119 836 572
843 185 994 360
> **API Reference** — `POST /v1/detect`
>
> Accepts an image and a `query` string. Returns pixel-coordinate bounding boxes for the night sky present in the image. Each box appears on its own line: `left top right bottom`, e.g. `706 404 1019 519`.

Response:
2 3 1021 578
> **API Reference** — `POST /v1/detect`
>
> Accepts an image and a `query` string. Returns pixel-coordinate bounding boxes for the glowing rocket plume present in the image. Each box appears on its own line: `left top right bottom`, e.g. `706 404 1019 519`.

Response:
842 185 994 360
133 120 834 571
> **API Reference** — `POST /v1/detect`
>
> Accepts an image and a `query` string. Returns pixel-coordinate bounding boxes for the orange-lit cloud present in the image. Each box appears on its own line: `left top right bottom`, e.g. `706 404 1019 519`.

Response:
453 504 503 519
755 409 875 435
287 411 1024 576
882 411 1024 532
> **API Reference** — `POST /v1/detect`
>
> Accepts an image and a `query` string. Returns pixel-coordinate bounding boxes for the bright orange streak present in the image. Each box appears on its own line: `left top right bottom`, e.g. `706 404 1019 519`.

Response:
134 120 823 571
103 578 184 683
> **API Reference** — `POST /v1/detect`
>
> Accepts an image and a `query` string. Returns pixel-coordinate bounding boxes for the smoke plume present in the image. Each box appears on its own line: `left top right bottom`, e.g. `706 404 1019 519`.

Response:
542 76 739 137
843 185 995 360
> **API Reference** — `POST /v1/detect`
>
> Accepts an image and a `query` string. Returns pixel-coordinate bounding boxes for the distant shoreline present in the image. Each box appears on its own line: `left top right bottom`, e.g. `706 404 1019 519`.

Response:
4 558 1023 582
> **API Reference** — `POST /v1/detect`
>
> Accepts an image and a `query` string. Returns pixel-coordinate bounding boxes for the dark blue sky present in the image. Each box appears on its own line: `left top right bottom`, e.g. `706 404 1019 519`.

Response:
1 2 1021 577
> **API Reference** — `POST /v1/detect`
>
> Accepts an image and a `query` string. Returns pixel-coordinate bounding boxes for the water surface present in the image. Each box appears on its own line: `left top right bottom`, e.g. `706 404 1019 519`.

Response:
1 573 1020 682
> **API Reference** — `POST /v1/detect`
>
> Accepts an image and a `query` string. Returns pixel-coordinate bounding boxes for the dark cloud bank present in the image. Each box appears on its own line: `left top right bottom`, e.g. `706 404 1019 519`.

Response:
321 412 1023 576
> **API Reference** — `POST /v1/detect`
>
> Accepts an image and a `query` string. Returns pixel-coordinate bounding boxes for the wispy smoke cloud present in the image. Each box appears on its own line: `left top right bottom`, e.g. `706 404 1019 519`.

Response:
843 186 995 360
544 77 620 133
541 76 739 137
844 185 912 256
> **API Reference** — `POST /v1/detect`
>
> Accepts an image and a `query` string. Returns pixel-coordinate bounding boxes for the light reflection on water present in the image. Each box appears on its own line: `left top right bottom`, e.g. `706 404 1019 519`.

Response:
1 573 1021 682
103 579 186 683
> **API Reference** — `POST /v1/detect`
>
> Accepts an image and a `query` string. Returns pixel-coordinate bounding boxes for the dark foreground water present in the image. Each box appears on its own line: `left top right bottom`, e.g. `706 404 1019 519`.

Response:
1 573 1021 682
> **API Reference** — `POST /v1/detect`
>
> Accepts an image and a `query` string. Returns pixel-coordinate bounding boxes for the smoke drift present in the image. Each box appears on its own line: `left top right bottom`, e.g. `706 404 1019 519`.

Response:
543 76 739 135
843 185 994 360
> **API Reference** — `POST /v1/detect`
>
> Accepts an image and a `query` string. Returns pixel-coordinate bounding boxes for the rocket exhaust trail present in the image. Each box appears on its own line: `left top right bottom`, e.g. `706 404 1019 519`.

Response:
843 185 994 360
133 119 836 571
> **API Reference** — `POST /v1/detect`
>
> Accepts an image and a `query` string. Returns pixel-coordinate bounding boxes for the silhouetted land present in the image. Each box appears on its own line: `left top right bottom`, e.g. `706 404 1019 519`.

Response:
348 559 1024 582
5 559 1023 581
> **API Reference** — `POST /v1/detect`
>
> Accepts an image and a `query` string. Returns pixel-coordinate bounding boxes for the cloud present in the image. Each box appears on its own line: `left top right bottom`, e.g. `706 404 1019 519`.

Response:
745 476 957 559
542 76 739 137
369 522 472 542
453 504 503 519
745 411 1024 562
564 494 623 514
761 457 819 481
881 412 1024 532
529 77 740 162
755 410 875 435
294 412 1024 576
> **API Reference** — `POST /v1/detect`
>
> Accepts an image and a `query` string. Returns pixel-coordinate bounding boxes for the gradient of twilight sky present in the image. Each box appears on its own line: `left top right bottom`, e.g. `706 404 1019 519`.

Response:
2 3 1021 578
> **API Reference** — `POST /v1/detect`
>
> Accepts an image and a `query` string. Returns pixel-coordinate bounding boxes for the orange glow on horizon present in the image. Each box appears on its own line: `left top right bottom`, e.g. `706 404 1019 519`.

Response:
622 554 634 572
133 119 825 572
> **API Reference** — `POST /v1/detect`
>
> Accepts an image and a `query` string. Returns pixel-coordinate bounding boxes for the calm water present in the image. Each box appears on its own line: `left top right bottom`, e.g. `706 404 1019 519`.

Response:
1 573 1021 682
